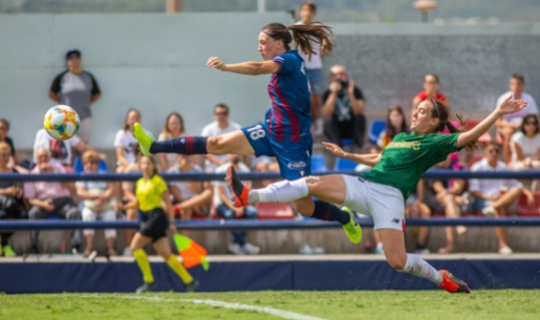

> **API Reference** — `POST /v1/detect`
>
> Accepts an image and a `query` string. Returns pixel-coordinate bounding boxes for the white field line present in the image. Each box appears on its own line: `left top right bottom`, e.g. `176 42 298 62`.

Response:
76 294 329 320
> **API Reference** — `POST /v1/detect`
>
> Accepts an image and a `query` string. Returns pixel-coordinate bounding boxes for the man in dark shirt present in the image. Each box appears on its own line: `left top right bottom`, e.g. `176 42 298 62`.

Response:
49 48 101 143
322 65 366 148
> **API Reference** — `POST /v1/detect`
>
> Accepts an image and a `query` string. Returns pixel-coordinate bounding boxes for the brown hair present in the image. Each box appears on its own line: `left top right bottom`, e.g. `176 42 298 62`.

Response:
385 105 408 141
162 112 185 138
520 114 539 135
511 73 525 83
214 103 229 114
123 109 141 131
261 22 334 61
141 156 159 177
428 99 477 152
424 73 440 84
0 118 10 131
300 1 317 13
82 150 99 164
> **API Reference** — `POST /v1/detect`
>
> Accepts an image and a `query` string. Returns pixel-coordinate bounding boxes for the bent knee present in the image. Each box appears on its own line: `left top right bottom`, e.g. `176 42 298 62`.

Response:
387 255 407 271
207 136 223 153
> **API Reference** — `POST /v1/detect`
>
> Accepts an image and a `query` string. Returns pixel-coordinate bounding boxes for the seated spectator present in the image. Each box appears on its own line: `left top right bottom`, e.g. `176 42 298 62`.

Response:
424 155 469 253
510 114 540 170
201 103 241 172
0 119 23 172
168 155 204 221
75 151 117 256
120 150 142 256
25 148 82 254
0 142 27 257
355 146 382 173
412 73 450 115
409 181 432 254
496 74 539 162
158 112 186 172
115 109 141 173
469 142 535 254
249 156 280 188
33 127 103 171
213 155 260 255
322 65 366 148
377 105 410 148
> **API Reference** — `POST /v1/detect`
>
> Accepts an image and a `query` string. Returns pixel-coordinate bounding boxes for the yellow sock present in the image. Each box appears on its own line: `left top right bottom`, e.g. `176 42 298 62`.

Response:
133 249 154 283
166 255 193 284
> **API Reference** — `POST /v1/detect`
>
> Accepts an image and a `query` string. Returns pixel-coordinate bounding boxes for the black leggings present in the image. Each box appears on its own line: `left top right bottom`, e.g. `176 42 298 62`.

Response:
324 114 366 148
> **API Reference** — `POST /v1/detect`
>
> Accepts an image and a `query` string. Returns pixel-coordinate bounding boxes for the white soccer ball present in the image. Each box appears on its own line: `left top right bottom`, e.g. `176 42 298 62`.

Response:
43 105 80 140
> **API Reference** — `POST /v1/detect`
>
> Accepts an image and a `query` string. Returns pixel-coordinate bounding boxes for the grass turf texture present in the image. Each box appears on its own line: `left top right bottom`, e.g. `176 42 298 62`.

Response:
1 290 539 320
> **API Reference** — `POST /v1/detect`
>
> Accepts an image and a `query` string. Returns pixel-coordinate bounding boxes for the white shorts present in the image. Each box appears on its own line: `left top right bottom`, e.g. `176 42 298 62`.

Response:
340 174 406 231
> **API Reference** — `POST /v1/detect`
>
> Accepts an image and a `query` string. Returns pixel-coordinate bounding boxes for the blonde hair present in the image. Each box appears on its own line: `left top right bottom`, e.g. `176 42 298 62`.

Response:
0 141 11 153
82 150 99 164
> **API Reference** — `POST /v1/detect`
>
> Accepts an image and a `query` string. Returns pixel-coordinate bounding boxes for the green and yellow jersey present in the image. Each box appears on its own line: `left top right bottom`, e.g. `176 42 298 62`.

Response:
136 175 167 212
360 132 461 200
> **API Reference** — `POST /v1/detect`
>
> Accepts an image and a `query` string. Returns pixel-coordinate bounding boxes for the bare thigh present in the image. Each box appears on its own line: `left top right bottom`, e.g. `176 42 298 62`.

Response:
152 237 172 260
206 130 255 156
130 232 152 251
306 174 348 204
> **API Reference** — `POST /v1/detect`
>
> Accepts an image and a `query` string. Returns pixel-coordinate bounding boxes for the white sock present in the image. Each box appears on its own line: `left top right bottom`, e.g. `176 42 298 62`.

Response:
248 179 309 203
400 254 442 285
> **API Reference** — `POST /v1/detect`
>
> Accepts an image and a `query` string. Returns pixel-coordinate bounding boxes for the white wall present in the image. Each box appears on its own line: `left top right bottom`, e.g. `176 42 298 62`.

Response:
0 13 290 148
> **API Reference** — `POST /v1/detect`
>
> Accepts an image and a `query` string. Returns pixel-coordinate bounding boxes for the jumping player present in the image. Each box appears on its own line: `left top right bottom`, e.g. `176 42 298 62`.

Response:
226 96 527 293
133 22 362 243
118 156 198 293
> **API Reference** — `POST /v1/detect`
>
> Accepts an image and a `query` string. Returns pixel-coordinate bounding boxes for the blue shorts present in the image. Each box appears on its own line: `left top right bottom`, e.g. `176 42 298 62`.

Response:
242 123 313 181
305 68 322 95
471 199 493 212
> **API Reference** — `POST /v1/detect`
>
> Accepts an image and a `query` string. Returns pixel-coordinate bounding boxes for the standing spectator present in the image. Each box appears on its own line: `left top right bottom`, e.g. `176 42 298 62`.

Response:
296 1 324 136
75 151 117 256
322 65 366 148
496 74 539 162
25 148 82 254
0 142 27 257
168 155 204 221
377 105 410 148
48 48 101 143
213 155 260 255
157 112 186 172
200 104 241 172
510 115 540 170
469 142 534 254
115 109 141 173
33 127 102 171
412 74 450 115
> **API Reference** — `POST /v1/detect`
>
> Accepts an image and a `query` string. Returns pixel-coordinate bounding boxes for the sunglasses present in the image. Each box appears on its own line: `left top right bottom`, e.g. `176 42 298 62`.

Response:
524 121 538 125
488 149 501 154
84 160 97 165
214 112 228 116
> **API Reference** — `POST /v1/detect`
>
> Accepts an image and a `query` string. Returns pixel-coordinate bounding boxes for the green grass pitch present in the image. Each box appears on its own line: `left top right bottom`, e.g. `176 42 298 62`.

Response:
1 290 539 320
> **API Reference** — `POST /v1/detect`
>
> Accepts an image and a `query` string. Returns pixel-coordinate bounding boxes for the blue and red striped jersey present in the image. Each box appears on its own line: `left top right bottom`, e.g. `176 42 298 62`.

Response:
266 50 311 143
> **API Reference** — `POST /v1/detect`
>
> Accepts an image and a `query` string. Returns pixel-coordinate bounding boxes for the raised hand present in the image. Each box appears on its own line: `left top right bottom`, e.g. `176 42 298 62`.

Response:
498 95 527 115
206 57 226 71
322 142 347 158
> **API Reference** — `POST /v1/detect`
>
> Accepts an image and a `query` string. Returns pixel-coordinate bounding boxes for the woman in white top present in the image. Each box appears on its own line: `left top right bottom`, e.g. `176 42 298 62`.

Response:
157 112 185 172
510 114 540 170
114 109 141 173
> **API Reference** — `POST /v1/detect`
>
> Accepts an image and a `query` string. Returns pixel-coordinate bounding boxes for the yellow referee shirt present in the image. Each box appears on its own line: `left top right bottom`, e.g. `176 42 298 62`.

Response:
136 175 167 212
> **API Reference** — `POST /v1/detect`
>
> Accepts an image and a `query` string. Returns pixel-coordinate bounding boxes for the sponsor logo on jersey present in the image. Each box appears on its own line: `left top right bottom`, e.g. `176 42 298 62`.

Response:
386 140 421 151
287 161 307 170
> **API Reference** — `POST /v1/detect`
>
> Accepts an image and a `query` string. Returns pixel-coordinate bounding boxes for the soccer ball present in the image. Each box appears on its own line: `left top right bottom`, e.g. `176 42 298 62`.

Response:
44 105 80 140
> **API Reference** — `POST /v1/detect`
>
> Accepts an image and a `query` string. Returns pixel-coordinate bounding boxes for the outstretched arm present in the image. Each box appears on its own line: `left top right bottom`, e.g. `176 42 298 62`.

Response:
457 96 527 149
323 142 382 167
207 57 280 76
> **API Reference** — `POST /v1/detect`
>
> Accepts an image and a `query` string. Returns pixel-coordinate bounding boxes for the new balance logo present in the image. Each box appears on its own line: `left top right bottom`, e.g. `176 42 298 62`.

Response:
180 138 185 144
391 218 400 224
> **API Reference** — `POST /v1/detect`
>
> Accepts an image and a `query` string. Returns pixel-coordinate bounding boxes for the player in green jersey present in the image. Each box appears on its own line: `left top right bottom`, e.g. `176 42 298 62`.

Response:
226 96 526 294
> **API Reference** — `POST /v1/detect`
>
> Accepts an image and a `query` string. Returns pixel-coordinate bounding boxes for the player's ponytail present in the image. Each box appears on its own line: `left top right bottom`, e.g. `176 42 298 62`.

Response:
261 22 334 61
429 99 478 152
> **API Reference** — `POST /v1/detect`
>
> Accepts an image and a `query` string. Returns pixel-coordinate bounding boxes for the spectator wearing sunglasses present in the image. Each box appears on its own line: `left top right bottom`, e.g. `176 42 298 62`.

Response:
510 114 540 170
469 142 534 255
200 103 241 172
48 48 101 143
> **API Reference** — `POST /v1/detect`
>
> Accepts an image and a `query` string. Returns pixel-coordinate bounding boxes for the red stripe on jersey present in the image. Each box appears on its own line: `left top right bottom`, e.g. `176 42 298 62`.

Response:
269 75 285 141
185 136 194 153
272 75 301 143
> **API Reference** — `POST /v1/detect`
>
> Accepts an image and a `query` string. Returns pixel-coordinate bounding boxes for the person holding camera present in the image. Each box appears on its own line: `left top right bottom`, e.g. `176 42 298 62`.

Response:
322 65 366 148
